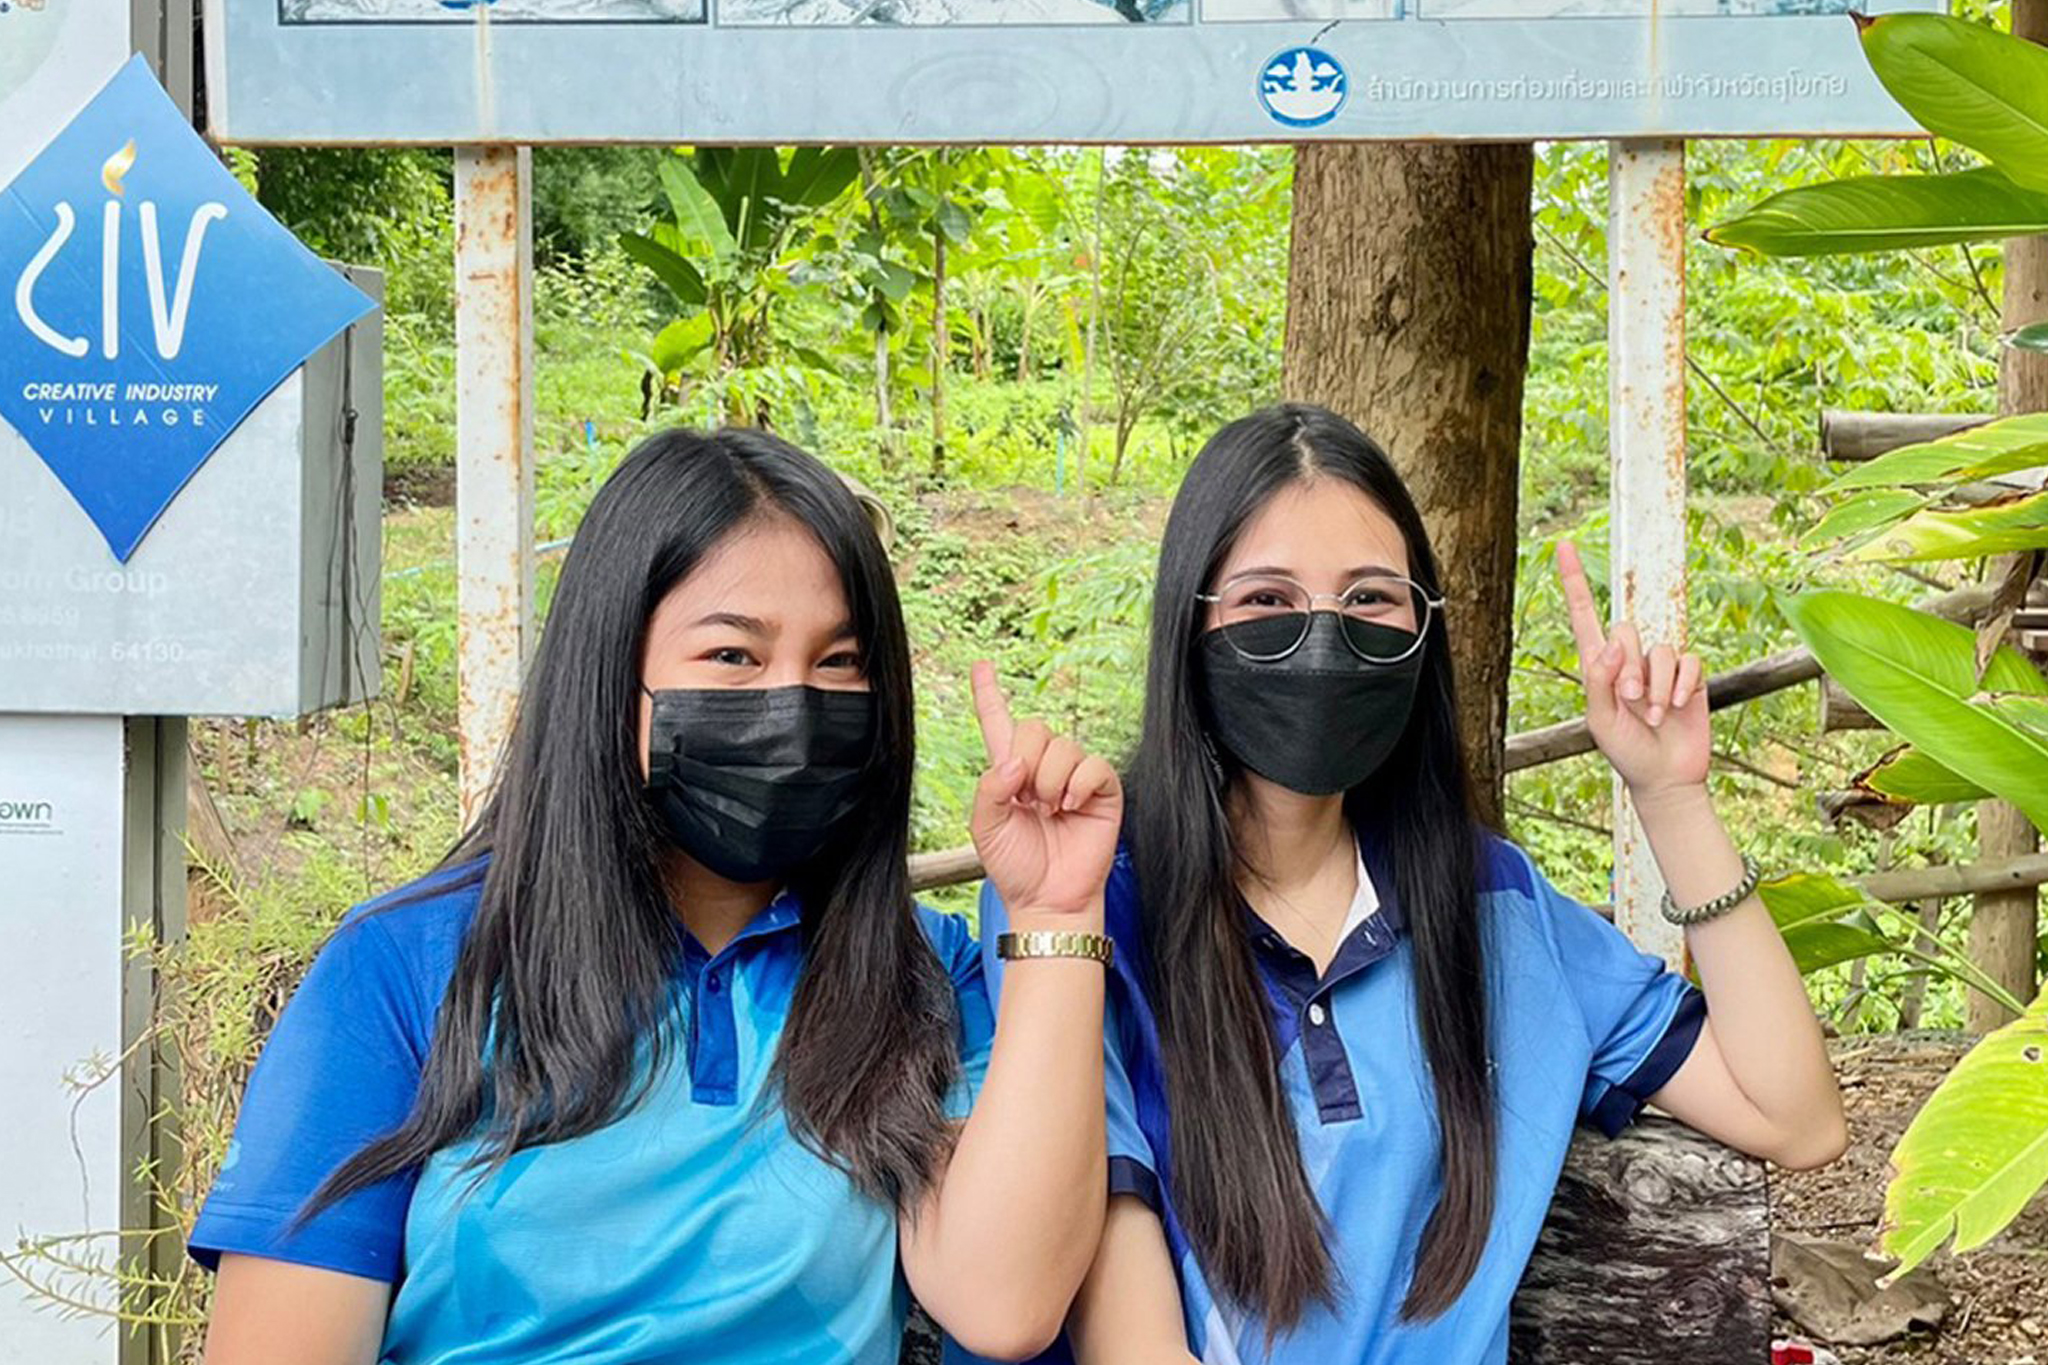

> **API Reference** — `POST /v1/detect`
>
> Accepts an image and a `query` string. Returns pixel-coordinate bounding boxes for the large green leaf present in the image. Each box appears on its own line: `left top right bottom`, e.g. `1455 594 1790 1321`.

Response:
780 147 860 209
1776 591 2048 830
1861 13 2048 194
1845 489 2048 563
1803 488 1926 546
658 159 734 257
617 232 707 308
1985 692 2048 744
1758 872 1896 975
1704 168 2048 257
721 149 781 251
648 314 714 375
1858 744 1991 806
2011 322 2048 354
1882 990 2048 1276
1826 413 2048 492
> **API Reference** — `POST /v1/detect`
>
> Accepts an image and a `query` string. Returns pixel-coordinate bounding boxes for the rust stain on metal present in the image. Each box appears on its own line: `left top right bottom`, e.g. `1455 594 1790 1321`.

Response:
453 146 535 820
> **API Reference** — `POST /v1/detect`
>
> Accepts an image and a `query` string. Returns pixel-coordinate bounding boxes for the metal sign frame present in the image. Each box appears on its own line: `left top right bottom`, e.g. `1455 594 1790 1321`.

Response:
202 0 1940 145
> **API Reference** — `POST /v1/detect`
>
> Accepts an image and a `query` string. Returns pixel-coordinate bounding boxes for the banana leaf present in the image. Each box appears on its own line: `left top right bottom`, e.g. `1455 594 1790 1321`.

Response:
1857 744 1991 806
1775 591 2048 831
1802 488 1927 547
659 159 735 257
1860 13 2048 195
1845 489 2048 563
1758 872 1896 975
618 232 707 309
1882 990 2048 1277
1704 168 2048 257
1826 413 2048 492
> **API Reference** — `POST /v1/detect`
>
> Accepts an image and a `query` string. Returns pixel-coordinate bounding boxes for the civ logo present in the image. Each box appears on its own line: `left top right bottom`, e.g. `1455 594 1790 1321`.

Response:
0 55 375 563
14 138 227 363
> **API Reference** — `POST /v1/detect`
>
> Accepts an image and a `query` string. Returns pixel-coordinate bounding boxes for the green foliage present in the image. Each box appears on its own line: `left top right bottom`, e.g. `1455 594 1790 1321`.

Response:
1882 992 2048 1276
249 147 454 321
1705 8 2048 1278
1710 14 2048 258
1860 12 2048 194
1704 168 2048 256
622 147 863 419
1777 591 2048 830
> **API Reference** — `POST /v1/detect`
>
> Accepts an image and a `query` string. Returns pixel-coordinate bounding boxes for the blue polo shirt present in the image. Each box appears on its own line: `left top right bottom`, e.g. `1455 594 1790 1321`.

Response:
189 855 995 1364
964 828 1705 1365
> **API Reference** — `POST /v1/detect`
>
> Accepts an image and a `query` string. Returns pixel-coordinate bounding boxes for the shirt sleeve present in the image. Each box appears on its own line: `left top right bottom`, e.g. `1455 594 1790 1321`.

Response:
975 872 1160 1209
923 906 995 1121
187 909 430 1282
1524 850 1708 1138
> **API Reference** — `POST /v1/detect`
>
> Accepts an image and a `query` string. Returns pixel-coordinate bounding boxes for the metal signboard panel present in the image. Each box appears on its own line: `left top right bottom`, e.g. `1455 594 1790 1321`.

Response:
205 0 1943 145
0 303 381 716
0 55 383 717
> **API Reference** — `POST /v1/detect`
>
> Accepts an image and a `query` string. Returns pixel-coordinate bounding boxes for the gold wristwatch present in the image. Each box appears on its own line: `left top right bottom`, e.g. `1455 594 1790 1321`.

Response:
995 929 1114 967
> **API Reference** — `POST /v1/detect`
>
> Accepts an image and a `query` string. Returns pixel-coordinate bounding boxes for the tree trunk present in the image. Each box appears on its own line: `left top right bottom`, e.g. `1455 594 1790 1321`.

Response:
1077 149 1106 500
874 325 893 450
930 225 948 480
1017 294 1035 382
1282 142 1535 826
858 152 896 463
1971 0 2048 1031
1896 896 1944 1031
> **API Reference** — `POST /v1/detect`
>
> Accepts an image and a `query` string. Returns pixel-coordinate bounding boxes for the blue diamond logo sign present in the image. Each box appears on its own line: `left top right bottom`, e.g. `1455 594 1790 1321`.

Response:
0 56 376 563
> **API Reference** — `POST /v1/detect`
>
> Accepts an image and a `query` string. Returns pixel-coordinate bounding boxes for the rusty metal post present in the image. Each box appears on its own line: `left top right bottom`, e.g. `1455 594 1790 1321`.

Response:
1607 140 1689 968
454 146 536 822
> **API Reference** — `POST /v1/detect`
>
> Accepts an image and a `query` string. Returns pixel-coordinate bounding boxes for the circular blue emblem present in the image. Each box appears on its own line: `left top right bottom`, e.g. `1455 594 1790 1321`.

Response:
1259 46 1347 130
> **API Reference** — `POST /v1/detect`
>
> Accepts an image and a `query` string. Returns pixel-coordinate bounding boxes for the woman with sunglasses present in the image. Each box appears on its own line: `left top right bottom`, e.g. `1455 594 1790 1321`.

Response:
971 403 1845 1364
192 427 1122 1365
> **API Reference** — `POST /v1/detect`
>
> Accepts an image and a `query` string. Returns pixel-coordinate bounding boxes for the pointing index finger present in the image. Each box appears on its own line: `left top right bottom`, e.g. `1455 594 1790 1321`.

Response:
970 660 1015 764
1554 540 1610 668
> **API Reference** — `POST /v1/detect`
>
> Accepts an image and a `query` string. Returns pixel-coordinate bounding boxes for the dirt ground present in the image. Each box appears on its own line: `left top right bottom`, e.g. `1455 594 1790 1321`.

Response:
1771 1033 2048 1365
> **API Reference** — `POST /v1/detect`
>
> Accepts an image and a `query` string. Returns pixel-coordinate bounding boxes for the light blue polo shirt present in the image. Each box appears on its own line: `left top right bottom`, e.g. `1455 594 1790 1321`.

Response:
189 854 995 1364
964 826 1705 1365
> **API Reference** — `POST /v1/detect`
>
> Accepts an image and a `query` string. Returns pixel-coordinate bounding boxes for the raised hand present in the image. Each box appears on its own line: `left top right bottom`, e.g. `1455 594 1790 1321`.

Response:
967 660 1123 922
1554 540 1710 801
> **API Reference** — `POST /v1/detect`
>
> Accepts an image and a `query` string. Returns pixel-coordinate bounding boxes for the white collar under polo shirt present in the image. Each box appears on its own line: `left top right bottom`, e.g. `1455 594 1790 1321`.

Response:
962 825 1708 1365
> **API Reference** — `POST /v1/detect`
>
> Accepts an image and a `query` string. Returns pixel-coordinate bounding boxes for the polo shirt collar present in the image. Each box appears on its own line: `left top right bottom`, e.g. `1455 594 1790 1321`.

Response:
674 886 804 966
1242 826 1408 987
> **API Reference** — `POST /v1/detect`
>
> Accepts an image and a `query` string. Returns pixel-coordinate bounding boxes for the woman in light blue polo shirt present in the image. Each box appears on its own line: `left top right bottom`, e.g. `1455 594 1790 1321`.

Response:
975 403 1847 1364
193 427 1125 1364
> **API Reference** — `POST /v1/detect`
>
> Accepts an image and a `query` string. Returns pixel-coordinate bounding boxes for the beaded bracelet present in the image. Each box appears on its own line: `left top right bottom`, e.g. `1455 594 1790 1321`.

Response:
1659 853 1761 927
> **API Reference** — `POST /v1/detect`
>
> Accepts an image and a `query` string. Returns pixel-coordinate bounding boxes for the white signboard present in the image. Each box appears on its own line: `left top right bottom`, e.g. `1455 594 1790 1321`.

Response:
206 0 1941 145
0 0 131 183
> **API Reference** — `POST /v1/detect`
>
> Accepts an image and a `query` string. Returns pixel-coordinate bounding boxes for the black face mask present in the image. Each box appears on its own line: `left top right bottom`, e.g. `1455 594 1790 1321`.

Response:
1195 612 1425 797
642 684 877 883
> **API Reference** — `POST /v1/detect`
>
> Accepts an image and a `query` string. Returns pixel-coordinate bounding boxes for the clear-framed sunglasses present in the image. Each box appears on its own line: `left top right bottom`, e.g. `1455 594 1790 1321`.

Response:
1195 570 1445 664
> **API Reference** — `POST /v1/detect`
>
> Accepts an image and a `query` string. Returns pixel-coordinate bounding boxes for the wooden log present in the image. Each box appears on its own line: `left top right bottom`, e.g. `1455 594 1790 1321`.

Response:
1857 849 2048 903
1510 1117 1770 1365
909 845 985 895
1818 675 1881 733
903 1120 1771 1362
1819 410 1988 462
183 740 240 887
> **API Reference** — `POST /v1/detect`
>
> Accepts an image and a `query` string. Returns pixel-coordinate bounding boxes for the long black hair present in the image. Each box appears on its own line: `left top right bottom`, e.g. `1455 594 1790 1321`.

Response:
306 427 958 1214
1125 402 1495 1327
